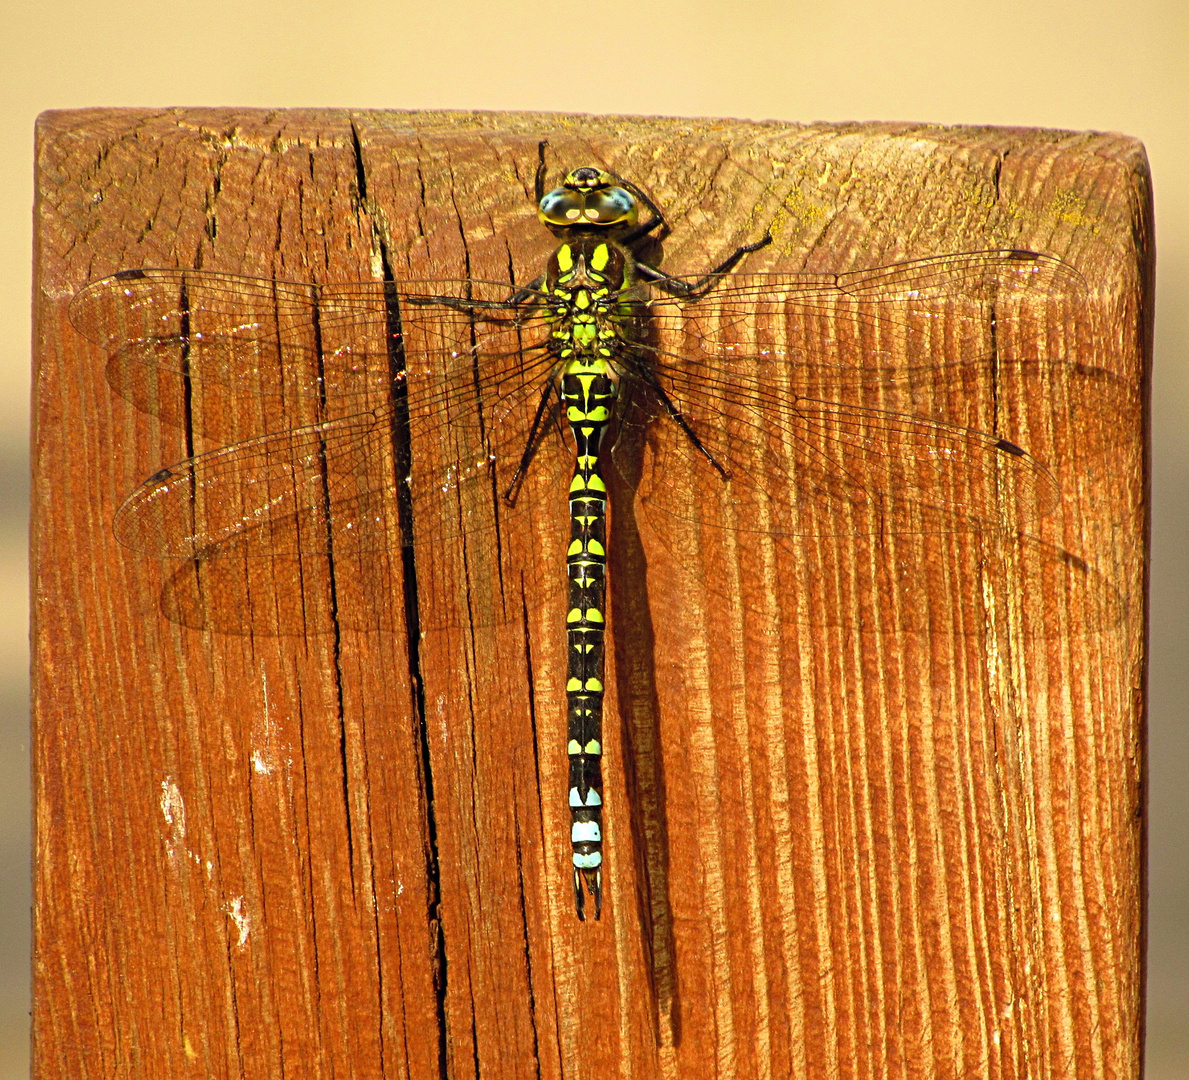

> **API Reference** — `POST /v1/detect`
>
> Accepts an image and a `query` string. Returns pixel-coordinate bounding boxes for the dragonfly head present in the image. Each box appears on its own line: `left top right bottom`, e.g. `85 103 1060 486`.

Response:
539 166 639 233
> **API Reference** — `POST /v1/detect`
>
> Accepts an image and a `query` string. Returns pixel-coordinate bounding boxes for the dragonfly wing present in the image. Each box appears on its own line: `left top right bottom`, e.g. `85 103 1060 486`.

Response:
113 407 399 558
394 284 571 546
75 270 571 554
645 251 1083 368
71 270 552 424
615 340 1060 541
621 250 1073 539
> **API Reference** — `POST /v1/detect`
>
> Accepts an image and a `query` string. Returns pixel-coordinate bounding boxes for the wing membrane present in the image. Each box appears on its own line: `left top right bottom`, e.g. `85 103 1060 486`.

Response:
647 250 1082 368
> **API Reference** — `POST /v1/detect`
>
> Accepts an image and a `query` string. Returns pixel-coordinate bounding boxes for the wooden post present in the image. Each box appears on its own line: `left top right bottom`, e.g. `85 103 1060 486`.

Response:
33 111 1148 1079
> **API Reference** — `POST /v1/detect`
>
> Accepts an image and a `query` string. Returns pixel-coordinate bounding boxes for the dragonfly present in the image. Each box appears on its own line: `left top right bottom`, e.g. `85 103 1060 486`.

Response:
70 157 1077 921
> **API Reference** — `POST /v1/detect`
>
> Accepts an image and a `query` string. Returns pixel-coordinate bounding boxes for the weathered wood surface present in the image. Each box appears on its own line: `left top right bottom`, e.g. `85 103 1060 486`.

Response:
32 110 1147 1080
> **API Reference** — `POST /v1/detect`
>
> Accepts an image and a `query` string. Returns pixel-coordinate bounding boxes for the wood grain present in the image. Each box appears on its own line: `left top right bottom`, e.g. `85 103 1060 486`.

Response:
32 110 1148 1080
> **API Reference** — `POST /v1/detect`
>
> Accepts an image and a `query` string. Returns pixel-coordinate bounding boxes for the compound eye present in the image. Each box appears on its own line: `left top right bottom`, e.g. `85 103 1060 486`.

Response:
539 187 587 225
539 178 639 228
582 187 637 226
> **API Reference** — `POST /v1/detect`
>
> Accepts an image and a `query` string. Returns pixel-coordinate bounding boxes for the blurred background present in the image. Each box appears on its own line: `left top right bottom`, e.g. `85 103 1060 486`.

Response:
4 1 1185 1076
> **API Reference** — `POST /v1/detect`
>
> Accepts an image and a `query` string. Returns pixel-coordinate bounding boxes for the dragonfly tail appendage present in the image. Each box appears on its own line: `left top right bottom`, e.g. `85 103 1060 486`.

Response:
573 866 603 922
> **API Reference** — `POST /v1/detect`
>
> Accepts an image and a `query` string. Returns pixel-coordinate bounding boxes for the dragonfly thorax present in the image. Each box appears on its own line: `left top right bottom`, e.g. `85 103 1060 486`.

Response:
546 239 636 359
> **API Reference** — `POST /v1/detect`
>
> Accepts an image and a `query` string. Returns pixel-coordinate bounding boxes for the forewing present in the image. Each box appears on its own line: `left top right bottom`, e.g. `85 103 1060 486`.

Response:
70 268 557 425
645 250 1083 370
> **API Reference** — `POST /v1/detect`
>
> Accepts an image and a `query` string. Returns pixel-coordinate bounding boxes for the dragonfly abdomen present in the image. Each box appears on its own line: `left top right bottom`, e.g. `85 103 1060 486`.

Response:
562 357 617 921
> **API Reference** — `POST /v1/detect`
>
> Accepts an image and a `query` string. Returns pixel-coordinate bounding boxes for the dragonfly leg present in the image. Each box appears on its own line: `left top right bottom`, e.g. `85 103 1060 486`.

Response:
505 273 547 307
637 231 773 298
630 364 731 480
503 373 563 504
535 140 549 203
615 177 669 247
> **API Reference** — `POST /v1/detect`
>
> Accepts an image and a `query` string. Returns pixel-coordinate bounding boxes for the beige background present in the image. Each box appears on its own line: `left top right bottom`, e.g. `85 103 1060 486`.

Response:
5 1 1185 1076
